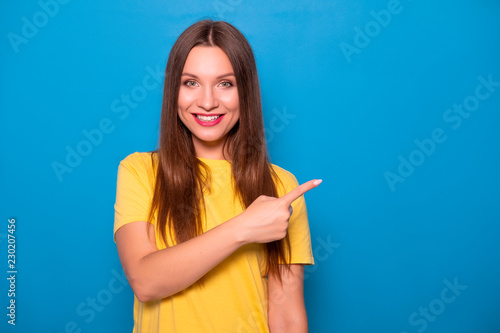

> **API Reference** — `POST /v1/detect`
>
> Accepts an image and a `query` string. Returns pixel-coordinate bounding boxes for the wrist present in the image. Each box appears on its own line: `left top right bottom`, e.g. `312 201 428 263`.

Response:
227 214 250 246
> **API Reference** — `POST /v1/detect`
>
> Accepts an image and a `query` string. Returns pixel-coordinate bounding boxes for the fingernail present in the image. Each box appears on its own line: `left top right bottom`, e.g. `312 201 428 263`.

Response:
313 179 322 186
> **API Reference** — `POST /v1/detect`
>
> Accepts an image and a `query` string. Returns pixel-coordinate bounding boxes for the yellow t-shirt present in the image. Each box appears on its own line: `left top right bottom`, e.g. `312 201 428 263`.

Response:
114 152 314 333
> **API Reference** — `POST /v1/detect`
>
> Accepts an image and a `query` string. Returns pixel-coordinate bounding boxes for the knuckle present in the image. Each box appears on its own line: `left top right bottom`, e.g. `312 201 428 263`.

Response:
279 211 290 220
279 229 287 239
279 199 290 208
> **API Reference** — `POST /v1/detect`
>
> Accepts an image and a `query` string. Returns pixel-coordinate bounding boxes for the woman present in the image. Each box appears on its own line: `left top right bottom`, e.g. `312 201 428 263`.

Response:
114 19 321 332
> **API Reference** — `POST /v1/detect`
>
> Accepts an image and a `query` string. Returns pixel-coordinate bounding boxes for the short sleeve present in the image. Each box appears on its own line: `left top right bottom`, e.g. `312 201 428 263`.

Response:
113 152 154 240
274 166 315 265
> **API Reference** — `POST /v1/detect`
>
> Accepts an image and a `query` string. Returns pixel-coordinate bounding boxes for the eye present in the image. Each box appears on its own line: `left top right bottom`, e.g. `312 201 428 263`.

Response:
218 81 233 88
184 80 198 87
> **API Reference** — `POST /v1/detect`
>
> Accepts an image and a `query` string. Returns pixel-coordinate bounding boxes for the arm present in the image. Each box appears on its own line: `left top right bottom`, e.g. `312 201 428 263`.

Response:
116 218 244 303
116 179 321 303
268 265 308 333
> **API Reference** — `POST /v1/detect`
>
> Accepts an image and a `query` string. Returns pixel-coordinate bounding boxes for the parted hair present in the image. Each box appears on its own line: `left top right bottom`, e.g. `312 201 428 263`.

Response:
148 20 290 279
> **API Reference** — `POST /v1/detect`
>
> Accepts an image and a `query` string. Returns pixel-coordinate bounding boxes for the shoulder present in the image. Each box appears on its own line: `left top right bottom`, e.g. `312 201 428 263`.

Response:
270 163 299 196
120 151 156 169
118 151 158 181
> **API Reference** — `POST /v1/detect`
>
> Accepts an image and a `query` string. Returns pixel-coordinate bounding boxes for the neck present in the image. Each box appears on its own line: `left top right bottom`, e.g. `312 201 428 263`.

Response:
192 137 230 160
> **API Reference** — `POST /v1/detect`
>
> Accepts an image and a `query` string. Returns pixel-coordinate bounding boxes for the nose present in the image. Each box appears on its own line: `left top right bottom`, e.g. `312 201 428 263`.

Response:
197 86 219 111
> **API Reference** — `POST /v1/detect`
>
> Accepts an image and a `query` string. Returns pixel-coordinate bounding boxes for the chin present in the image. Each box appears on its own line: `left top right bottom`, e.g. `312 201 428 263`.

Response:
194 133 227 144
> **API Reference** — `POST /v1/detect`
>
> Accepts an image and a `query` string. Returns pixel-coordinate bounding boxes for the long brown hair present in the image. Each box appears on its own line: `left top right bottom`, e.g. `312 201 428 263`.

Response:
148 20 290 279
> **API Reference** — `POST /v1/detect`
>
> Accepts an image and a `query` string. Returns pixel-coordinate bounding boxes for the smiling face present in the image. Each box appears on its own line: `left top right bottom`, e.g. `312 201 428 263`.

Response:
177 46 240 160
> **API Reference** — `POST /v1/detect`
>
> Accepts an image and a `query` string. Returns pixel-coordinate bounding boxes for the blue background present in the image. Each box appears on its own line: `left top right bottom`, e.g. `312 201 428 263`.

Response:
2 0 500 332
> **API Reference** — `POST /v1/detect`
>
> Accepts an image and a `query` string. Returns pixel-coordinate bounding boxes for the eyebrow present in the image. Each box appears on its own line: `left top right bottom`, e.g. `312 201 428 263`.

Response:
181 72 235 79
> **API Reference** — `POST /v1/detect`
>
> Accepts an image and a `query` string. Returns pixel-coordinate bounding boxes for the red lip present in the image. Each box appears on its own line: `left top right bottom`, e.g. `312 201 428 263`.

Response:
192 114 225 126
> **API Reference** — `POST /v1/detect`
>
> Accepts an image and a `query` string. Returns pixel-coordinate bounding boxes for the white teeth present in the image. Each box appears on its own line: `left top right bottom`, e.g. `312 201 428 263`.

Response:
196 115 221 122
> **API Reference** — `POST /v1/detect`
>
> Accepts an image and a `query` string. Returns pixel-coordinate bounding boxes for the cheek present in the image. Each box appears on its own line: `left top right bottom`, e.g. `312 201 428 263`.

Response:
220 90 239 111
177 88 195 111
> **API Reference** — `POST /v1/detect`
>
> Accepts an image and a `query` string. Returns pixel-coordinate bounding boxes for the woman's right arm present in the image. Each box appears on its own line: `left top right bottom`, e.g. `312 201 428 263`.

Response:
115 179 320 303
116 217 245 303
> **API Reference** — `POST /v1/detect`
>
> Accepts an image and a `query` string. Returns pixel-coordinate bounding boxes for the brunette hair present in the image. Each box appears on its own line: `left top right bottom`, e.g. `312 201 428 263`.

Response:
148 20 290 279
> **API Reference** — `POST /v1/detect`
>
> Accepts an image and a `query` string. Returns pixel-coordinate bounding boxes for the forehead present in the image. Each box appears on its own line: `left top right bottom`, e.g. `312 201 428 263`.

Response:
182 46 234 76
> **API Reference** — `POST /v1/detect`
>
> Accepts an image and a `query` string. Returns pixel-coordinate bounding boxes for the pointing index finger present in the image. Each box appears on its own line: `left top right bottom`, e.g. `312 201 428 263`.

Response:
280 179 322 205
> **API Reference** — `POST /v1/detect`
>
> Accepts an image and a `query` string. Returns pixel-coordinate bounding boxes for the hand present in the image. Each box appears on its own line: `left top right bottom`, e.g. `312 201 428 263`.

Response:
237 179 322 244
